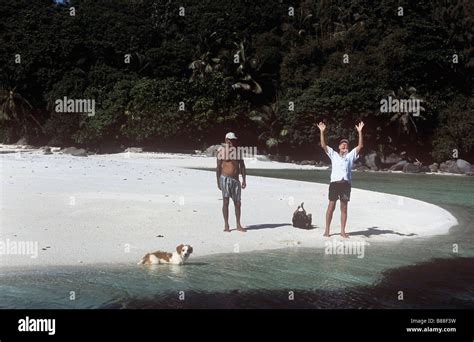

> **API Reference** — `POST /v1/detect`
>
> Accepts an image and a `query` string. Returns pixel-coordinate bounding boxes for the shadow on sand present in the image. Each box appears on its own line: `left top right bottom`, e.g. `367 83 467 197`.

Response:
348 226 417 237
245 223 292 230
245 223 318 231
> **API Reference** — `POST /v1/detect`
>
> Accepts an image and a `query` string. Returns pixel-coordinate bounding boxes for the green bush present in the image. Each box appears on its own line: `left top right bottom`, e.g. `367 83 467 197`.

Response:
432 97 474 162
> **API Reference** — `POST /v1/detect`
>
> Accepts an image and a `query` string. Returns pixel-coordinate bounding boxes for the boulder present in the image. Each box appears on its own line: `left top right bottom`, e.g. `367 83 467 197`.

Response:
315 161 327 167
356 165 370 171
41 146 53 155
456 159 472 174
382 153 403 164
124 147 143 153
15 137 28 146
364 151 382 171
420 166 430 173
389 160 408 171
428 163 439 172
62 147 88 157
300 160 316 166
204 144 223 157
403 163 422 173
256 155 270 162
439 160 461 174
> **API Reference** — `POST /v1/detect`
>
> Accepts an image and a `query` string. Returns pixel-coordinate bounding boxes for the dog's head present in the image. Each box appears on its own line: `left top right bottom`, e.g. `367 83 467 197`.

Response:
176 244 193 259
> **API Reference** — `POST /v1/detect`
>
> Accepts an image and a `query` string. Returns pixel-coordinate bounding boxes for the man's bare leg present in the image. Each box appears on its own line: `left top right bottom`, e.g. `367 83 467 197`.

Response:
234 201 247 232
340 200 348 238
324 200 336 237
223 198 230 232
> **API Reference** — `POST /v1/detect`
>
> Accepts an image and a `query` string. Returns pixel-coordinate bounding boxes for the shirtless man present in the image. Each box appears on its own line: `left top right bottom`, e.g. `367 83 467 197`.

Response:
216 132 247 232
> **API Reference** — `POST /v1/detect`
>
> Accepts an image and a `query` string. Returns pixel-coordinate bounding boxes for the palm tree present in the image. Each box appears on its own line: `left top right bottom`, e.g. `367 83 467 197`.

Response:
248 101 288 154
281 7 315 47
0 88 43 139
128 52 151 75
189 33 266 94
188 31 223 80
229 36 263 94
386 86 426 136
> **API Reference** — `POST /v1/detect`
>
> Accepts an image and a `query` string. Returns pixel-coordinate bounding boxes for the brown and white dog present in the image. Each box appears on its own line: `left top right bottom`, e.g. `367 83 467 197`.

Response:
138 244 193 265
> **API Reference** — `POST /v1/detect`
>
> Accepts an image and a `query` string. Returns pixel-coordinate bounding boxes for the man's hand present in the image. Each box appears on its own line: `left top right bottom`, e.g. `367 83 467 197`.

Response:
241 180 246 189
317 122 326 132
355 121 364 154
217 181 221 190
316 121 328 152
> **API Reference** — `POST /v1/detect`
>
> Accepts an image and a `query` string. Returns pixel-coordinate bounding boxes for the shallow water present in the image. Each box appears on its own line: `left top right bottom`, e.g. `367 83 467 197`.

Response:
1 171 473 309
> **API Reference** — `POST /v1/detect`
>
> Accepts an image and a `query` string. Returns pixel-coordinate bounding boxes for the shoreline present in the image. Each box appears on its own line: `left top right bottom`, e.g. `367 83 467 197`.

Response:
1 197 471 273
1 143 472 177
0 147 458 267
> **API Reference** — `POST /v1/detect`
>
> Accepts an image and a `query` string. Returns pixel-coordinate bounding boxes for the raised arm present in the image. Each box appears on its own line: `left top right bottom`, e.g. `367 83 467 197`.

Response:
317 122 328 153
355 121 364 154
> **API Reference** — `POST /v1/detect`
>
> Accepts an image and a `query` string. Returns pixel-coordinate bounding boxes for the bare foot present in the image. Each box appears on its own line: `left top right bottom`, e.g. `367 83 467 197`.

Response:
223 225 230 232
340 232 349 238
236 225 247 232
323 231 330 237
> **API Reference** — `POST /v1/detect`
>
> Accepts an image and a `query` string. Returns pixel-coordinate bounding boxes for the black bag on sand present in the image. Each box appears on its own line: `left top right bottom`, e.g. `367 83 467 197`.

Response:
292 202 312 229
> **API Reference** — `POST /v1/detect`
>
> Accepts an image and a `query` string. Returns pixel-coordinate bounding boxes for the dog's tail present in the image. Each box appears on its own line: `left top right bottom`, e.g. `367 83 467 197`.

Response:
137 253 149 265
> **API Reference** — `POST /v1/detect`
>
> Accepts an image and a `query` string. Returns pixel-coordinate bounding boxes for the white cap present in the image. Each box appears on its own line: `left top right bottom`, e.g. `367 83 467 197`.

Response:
225 132 237 140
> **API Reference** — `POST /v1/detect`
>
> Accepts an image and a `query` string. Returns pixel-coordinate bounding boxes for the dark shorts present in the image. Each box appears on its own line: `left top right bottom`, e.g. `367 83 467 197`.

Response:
328 181 351 202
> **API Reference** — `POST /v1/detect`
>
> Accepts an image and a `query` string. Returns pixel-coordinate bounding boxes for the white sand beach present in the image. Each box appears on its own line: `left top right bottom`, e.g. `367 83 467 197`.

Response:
0 146 458 267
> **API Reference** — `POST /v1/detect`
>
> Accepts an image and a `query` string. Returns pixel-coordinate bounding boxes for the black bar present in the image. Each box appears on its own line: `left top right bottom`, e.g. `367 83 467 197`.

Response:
0 309 472 341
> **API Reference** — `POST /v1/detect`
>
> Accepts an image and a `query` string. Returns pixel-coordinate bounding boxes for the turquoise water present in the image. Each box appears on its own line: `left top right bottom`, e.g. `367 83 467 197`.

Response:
243 169 474 208
1 170 473 308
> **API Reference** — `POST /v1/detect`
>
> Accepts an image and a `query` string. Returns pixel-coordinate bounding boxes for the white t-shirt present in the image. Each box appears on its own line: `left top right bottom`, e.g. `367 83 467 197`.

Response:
326 146 359 183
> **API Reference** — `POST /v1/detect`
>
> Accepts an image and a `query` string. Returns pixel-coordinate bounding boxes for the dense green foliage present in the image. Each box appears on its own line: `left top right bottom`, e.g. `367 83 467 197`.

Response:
0 0 472 161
